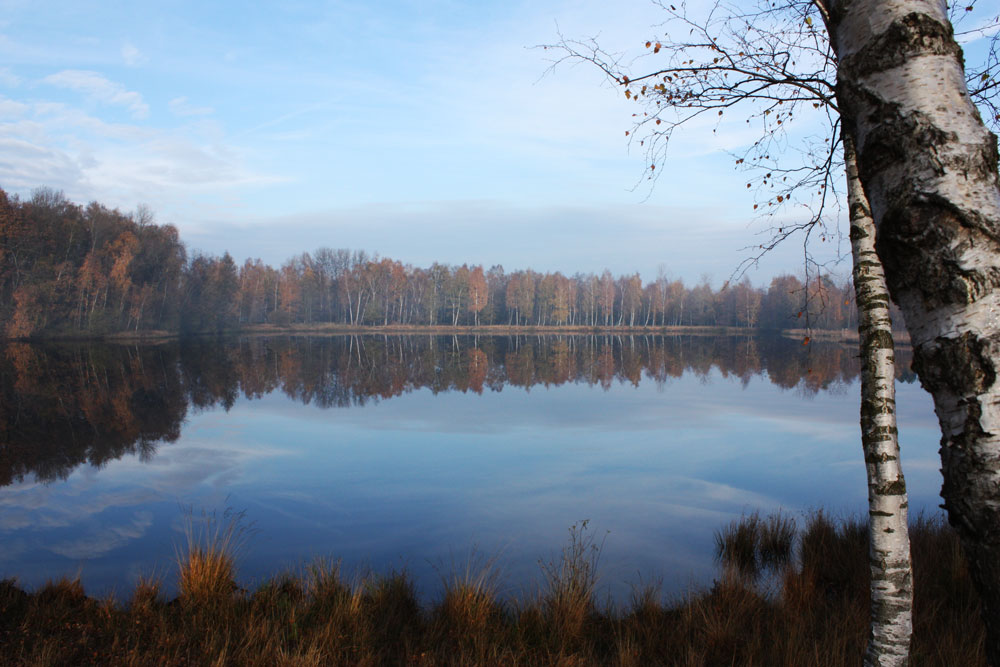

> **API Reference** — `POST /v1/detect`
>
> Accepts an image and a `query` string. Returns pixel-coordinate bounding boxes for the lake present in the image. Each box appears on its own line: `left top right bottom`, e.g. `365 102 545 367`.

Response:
0 334 943 602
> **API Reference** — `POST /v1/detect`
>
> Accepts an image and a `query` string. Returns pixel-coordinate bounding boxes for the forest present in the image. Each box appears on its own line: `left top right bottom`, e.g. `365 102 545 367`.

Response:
0 187 884 339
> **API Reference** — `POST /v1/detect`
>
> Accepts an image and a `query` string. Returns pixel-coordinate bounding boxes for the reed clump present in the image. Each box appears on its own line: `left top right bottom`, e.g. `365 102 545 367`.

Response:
429 548 506 662
176 507 249 603
0 512 985 666
714 510 795 583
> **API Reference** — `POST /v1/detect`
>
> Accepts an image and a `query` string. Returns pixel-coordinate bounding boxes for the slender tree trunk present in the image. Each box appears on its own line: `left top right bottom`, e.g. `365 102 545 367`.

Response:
826 0 1000 659
846 131 913 666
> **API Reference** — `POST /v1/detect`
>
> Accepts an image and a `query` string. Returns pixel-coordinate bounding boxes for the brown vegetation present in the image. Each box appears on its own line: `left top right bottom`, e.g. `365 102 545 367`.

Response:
0 513 982 666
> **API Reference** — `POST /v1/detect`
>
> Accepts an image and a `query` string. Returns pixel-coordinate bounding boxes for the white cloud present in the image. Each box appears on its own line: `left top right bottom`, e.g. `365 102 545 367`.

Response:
31 102 152 140
121 42 147 67
0 136 85 191
0 95 28 117
0 97 271 217
169 96 214 117
41 69 149 118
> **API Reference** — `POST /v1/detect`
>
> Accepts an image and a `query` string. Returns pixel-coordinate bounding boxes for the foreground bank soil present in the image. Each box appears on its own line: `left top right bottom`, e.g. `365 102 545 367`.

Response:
0 514 983 666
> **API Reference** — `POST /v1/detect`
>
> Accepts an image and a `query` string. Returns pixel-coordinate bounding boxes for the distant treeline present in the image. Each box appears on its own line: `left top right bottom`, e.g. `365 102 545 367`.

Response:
0 187 895 338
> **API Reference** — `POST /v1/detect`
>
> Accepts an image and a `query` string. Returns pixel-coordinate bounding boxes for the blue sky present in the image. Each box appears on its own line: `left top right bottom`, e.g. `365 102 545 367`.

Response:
0 0 991 284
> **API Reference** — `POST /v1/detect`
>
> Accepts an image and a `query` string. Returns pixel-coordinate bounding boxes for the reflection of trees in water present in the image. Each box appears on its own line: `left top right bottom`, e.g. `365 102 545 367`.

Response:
0 335 914 486
0 342 187 486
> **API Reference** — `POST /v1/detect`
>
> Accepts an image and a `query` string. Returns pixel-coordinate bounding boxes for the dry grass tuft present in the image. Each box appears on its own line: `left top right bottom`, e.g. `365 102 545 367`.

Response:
715 510 795 583
36 576 86 606
128 576 163 616
176 508 250 603
429 548 507 663
540 520 605 642
434 549 503 636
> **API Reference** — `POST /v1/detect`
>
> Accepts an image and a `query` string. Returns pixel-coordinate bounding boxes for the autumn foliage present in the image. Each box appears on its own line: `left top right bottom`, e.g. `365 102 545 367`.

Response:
0 188 185 337
0 187 890 339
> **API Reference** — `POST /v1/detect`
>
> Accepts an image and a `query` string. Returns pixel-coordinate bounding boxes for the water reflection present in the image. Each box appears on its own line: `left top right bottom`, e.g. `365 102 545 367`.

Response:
0 334 915 488
1 334 940 601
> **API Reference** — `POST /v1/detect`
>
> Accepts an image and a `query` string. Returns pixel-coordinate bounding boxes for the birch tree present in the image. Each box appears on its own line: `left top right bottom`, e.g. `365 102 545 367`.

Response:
549 0 1000 662
818 1 1000 662
547 0 922 647
845 130 911 665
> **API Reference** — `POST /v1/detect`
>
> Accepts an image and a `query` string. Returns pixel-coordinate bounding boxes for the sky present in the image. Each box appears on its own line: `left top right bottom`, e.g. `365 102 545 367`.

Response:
0 0 994 285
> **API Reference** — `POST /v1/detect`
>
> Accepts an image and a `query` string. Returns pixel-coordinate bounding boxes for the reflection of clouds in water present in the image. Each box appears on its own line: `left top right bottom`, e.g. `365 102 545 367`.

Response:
90 440 286 497
674 478 785 509
2 477 45 493
0 480 59 512
49 511 154 559
477 467 786 526
0 486 156 530
751 413 856 444
152 446 250 489
0 440 286 566
0 510 34 531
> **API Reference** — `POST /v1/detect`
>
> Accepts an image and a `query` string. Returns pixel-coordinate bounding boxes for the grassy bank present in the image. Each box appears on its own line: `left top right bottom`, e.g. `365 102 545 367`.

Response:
0 513 981 666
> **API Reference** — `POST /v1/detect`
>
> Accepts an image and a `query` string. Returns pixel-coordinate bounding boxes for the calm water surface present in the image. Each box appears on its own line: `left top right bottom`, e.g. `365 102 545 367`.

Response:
0 335 942 601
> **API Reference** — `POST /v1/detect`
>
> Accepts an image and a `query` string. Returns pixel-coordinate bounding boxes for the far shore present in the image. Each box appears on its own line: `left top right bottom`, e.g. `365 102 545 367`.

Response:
5 323 911 346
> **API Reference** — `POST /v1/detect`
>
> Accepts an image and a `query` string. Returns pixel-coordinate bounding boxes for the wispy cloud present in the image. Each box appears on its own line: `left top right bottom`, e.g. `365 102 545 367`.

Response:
42 69 149 118
0 135 86 192
169 96 214 117
120 42 147 67
0 97 272 217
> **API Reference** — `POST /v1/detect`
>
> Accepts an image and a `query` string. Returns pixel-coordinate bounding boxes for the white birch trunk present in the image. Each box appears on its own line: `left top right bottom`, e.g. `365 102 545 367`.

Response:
846 131 913 666
826 0 1000 659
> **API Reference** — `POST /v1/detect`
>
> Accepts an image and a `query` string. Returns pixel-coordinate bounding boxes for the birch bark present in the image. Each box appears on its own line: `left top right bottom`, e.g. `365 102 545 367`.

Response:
846 130 913 666
825 0 1000 659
